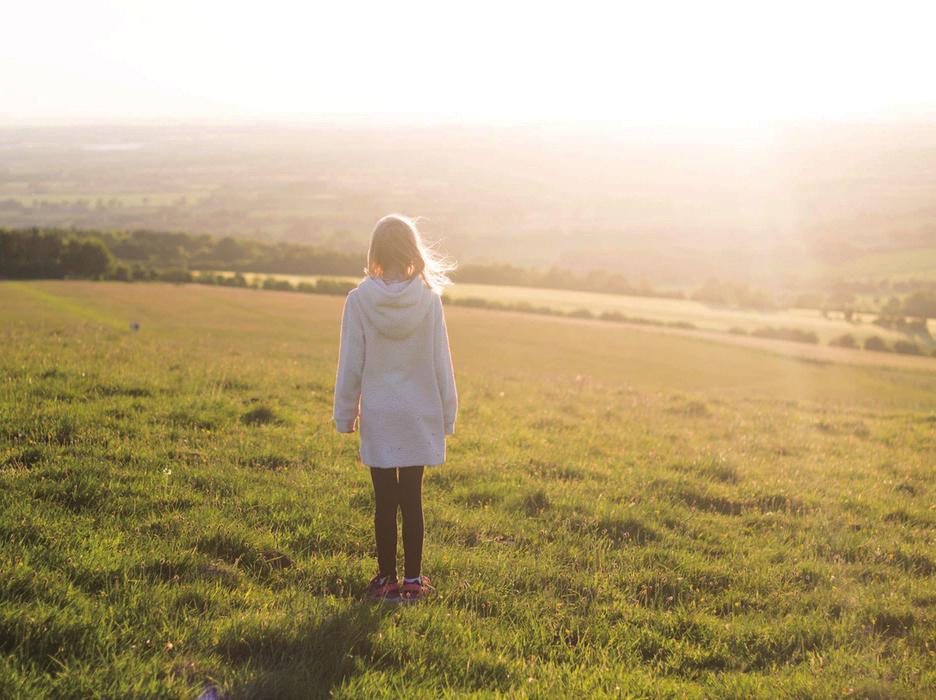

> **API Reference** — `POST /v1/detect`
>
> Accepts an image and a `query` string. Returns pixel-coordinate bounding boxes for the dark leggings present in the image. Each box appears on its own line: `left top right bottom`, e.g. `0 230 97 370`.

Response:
370 465 424 580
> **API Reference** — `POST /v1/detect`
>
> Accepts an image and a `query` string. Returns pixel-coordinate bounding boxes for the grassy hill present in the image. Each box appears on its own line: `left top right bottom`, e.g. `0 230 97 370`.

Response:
1 281 933 698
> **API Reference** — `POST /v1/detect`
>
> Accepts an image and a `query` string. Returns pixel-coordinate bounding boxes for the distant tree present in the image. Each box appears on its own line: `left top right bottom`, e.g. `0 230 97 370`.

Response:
109 238 148 261
194 272 220 285
314 278 356 295
863 336 888 352
59 238 113 278
214 236 246 263
110 264 130 281
131 263 152 281
830 333 857 349
262 277 294 292
157 268 193 283
902 290 936 320
0 229 64 278
567 308 593 319
881 297 903 318
893 340 922 355
750 327 818 344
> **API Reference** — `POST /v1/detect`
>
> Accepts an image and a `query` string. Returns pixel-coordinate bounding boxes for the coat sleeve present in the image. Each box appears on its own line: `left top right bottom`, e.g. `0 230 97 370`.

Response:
333 292 365 433
433 295 458 435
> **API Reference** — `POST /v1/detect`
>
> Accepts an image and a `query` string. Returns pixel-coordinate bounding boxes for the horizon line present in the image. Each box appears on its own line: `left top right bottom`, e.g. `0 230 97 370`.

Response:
4 112 936 131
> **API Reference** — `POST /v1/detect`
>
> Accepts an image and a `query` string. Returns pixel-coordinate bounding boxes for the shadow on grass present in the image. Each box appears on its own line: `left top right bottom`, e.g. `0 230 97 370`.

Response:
222 601 395 700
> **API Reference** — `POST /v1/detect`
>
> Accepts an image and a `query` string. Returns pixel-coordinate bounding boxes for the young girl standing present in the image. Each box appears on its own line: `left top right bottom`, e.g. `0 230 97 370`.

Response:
333 214 458 603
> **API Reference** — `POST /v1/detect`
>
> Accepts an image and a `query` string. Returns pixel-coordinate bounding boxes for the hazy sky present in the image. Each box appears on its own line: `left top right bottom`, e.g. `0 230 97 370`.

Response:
3 0 936 126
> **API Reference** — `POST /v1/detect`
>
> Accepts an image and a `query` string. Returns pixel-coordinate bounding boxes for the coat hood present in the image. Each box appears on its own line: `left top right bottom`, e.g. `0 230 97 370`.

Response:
355 275 435 339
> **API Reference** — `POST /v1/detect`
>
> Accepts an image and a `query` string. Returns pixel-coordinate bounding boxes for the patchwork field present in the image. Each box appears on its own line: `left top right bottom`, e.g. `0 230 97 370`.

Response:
0 281 934 698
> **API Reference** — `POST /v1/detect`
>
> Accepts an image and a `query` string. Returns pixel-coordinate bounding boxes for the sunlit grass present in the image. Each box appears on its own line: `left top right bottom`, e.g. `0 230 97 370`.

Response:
0 281 933 698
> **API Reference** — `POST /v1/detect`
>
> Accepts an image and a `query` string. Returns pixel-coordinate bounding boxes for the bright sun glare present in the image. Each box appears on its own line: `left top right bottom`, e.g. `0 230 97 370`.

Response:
3 0 936 125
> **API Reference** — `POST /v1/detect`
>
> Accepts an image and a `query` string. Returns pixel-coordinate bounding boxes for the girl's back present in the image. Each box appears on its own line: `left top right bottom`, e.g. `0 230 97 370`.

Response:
336 274 456 467
333 213 457 603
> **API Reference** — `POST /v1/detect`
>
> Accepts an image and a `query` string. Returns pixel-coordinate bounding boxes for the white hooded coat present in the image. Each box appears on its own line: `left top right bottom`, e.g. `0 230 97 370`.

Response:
333 275 458 468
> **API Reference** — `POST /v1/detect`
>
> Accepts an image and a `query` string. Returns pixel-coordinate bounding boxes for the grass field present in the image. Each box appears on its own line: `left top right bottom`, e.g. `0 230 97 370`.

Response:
440 284 931 346
209 271 935 349
1 281 934 698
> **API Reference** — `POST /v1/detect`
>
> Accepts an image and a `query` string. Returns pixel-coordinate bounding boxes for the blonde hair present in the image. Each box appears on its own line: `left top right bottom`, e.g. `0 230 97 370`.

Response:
366 214 455 294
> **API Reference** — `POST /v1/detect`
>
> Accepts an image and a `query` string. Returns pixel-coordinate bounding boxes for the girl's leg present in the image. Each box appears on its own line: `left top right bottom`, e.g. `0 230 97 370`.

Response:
398 465 425 579
369 467 399 579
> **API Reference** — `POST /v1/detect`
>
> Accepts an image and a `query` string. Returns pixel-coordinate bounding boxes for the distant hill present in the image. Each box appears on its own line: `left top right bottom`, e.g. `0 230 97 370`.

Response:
2 122 935 288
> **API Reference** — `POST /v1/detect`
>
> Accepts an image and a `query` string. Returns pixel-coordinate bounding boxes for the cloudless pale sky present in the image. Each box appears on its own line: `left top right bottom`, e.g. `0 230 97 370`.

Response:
3 0 936 126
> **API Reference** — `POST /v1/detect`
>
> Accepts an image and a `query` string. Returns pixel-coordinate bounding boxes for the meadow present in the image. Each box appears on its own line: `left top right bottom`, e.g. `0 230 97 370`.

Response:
1 280 934 698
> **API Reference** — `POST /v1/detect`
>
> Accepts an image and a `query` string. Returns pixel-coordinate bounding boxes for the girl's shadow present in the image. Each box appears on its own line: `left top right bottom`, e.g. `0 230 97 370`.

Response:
218 600 397 700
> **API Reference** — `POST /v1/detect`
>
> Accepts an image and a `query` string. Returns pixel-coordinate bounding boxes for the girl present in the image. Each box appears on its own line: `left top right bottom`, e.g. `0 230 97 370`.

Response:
333 214 458 603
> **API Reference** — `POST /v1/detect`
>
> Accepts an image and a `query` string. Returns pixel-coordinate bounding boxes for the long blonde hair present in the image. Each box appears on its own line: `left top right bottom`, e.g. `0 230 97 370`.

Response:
366 214 455 294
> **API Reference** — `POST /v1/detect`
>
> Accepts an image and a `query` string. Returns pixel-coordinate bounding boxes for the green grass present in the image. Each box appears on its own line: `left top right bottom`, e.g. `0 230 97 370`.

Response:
1 281 934 698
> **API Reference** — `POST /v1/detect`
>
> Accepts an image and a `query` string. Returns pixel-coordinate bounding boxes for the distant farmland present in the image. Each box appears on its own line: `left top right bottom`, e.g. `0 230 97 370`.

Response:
206 270 936 351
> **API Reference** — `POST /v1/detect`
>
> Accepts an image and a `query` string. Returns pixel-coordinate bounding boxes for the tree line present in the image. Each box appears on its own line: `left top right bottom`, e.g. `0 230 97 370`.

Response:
2 227 935 320
0 228 363 281
0 227 682 300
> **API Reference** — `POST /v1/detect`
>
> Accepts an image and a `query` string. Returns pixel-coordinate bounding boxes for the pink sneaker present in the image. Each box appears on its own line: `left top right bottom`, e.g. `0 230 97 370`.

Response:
366 574 400 603
399 575 433 603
